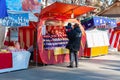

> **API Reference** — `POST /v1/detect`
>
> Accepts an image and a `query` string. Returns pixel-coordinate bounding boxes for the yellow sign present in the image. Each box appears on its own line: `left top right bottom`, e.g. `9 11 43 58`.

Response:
54 47 69 55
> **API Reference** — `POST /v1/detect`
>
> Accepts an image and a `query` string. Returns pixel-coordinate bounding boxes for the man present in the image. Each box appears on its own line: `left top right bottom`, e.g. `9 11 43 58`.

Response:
65 23 74 67
66 23 82 68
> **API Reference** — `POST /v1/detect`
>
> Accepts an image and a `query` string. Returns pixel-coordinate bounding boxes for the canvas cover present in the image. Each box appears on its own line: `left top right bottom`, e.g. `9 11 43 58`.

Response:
81 16 117 30
40 2 95 19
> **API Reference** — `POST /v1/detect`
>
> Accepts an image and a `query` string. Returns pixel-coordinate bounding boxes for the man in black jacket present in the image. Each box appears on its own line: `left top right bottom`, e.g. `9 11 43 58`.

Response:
66 23 82 68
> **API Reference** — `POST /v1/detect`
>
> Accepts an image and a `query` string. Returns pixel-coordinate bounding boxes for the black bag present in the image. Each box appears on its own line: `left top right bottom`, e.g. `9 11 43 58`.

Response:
66 44 73 50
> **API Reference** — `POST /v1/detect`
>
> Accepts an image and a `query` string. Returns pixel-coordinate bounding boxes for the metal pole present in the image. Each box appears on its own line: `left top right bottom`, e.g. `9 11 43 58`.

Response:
33 28 38 67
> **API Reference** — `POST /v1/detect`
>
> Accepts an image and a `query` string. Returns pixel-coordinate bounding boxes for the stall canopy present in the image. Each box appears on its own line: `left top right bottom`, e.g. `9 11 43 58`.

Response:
40 2 95 19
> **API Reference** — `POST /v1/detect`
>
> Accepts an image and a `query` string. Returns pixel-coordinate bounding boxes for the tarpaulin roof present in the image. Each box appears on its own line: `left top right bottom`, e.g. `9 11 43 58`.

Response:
40 2 95 19
81 16 117 30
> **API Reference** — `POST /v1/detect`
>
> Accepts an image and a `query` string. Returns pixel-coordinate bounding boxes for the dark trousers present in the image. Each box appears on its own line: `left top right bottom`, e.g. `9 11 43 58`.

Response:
69 50 78 67
30 52 33 60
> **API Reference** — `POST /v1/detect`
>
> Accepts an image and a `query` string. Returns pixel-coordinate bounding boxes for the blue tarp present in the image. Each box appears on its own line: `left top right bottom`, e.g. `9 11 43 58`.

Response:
6 0 22 11
0 0 8 18
1 11 29 27
6 0 41 13
81 16 117 30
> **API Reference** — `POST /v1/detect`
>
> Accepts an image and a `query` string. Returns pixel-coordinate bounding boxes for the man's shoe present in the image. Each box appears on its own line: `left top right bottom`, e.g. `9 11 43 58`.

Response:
67 65 73 68
75 64 78 68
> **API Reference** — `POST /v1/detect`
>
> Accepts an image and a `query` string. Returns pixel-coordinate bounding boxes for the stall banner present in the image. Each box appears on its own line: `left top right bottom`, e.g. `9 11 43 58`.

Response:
54 47 62 55
96 24 109 30
94 17 116 27
109 29 120 49
43 35 68 50
81 16 117 30
1 12 29 27
54 48 69 55
0 0 8 18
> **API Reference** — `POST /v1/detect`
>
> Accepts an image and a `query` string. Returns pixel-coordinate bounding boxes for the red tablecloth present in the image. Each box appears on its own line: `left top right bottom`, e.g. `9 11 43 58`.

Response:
0 53 12 69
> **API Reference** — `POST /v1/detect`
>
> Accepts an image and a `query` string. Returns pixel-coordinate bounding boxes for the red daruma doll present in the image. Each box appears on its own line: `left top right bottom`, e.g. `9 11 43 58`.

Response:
14 41 20 50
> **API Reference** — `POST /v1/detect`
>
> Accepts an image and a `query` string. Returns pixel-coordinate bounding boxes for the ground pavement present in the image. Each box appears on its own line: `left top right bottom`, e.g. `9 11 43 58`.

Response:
0 52 120 80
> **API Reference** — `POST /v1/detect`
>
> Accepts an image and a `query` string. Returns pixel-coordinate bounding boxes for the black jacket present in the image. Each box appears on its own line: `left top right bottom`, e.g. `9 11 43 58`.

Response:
66 26 81 51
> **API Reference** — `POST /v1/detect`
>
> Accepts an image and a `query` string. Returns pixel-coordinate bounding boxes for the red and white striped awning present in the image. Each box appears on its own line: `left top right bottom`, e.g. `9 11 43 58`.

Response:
109 28 120 49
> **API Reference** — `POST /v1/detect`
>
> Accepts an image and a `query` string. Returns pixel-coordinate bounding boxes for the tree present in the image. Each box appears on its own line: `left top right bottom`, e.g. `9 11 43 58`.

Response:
45 0 48 6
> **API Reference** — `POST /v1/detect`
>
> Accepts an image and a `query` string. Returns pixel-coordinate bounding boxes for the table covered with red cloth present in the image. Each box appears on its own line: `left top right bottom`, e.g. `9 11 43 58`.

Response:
0 53 12 69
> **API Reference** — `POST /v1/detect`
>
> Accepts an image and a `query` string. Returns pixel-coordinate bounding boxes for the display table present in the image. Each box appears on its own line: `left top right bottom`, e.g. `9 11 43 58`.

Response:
0 53 12 69
0 51 30 73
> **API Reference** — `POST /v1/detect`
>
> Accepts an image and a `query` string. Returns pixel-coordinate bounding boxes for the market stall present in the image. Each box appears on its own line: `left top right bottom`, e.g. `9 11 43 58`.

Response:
34 2 95 64
81 16 116 57
96 0 120 52
0 11 31 73
0 21 37 73
0 0 41 73
84 29 109 57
